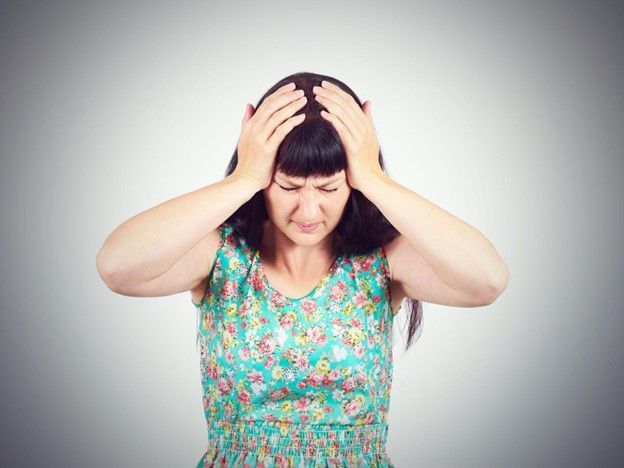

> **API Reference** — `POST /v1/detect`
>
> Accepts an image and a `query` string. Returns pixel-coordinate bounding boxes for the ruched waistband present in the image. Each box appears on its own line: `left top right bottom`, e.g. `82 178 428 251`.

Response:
205 418 389 459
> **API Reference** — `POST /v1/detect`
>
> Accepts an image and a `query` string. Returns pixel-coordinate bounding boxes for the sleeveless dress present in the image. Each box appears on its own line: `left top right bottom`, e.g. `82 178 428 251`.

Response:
191 223 396 467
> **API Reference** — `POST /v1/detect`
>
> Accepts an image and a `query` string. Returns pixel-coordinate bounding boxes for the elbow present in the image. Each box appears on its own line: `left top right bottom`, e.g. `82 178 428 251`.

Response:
482 263 510 305
96 247 123 293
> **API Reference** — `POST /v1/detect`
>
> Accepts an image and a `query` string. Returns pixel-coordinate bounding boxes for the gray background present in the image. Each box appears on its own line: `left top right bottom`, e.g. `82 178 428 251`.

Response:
1 0 622 466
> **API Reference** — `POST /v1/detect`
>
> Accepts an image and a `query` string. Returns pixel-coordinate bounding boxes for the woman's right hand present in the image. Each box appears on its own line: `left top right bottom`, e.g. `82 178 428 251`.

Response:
233 82 307 190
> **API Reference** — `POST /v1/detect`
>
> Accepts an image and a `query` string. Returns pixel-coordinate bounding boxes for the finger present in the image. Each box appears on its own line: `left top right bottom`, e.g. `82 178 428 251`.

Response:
259 94 307 142
266 113 306 148
319 109 356 150
318 81 369 133
314 87 366 138
315 93 363 143
254 87 304 131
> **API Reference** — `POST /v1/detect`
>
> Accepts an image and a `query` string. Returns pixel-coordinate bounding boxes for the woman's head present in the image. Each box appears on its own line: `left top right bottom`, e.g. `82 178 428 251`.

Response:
223 71 423 349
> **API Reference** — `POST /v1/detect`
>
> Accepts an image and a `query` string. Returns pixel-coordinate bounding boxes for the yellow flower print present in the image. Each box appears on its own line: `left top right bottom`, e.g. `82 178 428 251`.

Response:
342 302 354 316
346 327 364 346
280 400 292 412
222 330 234 349
272 366 284 380
225 303 238 317
295 333 309 346
316 358 330 375
250 316 261 329
311 407 325 422
278 420 291 437
229 258 241 271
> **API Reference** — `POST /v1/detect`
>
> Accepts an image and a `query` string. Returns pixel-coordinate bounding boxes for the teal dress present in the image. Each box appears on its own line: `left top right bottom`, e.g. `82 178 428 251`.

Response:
192 223 396 467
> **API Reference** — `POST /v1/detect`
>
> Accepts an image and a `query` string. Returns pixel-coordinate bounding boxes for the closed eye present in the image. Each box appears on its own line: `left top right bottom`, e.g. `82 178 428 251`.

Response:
278 184 338 193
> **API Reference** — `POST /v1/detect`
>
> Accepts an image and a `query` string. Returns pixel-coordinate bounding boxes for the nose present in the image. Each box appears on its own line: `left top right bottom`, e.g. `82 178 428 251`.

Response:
298 188 320 222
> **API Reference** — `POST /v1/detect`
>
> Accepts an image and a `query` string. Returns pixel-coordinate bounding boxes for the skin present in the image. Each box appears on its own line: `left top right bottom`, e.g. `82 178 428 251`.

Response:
260 168 351 283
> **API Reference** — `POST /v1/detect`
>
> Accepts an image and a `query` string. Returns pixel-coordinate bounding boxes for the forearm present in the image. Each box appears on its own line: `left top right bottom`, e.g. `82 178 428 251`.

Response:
360 173 508 297
96 174 259 284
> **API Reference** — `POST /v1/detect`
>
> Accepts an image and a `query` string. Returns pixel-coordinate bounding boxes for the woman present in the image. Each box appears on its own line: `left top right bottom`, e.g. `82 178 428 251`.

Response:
96 71 509 467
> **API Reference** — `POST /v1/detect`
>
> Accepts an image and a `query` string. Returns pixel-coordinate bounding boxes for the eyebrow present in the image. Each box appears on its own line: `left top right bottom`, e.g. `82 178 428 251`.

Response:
275 175 343 188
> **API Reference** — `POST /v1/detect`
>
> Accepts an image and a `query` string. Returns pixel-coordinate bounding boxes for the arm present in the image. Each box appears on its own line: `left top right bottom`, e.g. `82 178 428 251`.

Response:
361 173 509 303
95 174 259 291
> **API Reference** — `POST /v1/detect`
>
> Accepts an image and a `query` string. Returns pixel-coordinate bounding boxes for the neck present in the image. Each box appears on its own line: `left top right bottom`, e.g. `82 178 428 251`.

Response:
260 221 339 279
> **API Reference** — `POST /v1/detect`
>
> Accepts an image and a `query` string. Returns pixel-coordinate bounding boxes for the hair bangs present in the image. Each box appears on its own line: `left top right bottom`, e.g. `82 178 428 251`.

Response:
275 120 346 179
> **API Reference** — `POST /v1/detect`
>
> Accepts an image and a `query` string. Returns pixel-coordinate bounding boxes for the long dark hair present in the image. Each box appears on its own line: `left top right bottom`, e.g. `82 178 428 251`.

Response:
223 71 423 350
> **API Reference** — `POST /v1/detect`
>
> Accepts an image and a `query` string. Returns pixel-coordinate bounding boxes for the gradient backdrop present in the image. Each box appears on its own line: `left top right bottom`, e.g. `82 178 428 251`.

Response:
1 1 623 466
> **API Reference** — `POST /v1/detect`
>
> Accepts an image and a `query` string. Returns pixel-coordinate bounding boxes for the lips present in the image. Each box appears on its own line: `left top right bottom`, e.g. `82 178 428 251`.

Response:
295 222 320 232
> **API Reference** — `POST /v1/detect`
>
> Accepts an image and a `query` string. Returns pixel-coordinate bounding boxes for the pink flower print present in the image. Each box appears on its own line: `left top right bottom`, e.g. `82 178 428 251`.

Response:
344 398 361 416
248 369 265 384
222 280 236 299
330 285 345 301
307 372 324 387
225 322 236 334
251 270 265 291
372 295 382 304
238 346 251 360
294 355 309 370
301 299 317 314
328 369 340 381
322 370 339 386
270 387 290 401
362 411 375 424
299 414 309 424
354 291 367 307
360 255 374 272
270 290 285 308
237 389 251 404
217 377 231 394
296 381 307 390
279 312 295 328
380 369 387 386
206 362 218 380
357 371 367 385
264 355 275 369
349 317 363 328
342 377 357 392
306 326 325 343
293 397 310 412
258 335 276 355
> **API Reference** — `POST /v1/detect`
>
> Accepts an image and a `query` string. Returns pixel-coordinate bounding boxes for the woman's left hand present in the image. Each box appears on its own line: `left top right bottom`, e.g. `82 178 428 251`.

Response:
313 80 385 191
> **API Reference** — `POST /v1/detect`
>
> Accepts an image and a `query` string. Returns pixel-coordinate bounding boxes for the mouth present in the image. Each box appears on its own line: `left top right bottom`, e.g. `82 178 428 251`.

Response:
295 222 320 232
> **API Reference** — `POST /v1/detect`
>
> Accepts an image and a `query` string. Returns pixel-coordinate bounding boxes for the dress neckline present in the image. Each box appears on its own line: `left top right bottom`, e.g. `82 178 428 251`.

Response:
255 250 342 302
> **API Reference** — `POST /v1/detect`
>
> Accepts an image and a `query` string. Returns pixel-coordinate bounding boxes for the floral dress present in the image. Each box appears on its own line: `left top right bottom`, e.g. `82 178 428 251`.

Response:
191 223 396 467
